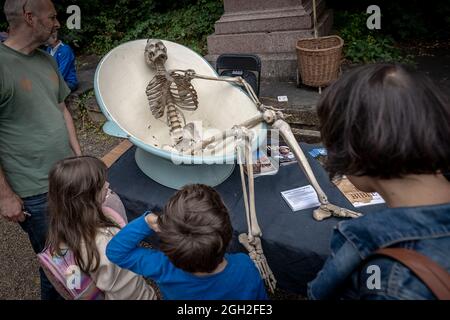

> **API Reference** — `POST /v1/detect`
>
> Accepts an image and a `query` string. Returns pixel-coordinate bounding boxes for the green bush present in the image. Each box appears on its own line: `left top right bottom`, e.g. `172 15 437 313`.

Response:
335 11 412 64
328 0 450 41
0 6 6 31
51 0 223 56
96 0 223 55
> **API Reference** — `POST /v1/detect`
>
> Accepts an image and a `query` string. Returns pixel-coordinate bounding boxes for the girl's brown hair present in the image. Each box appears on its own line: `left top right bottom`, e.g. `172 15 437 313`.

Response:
46 156 119 273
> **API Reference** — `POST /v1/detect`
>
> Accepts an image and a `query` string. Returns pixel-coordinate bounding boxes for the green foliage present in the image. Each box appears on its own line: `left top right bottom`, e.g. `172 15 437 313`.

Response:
335 11 412 64
119 0 222 55
0 0 5 30
374 1 450 41
384 5 428 40
328 0 450 41
77 90 105 134
52 0 223 56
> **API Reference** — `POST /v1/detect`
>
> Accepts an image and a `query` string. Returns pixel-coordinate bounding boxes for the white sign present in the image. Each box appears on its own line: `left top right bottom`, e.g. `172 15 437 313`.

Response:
281 185 320 212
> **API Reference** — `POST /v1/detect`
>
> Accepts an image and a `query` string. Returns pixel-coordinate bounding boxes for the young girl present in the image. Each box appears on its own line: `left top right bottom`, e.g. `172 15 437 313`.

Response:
44 156 155 300
308 63 450 300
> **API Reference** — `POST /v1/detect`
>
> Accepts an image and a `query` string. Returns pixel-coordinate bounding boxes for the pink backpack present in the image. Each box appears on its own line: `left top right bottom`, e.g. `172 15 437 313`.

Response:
37 206 126 300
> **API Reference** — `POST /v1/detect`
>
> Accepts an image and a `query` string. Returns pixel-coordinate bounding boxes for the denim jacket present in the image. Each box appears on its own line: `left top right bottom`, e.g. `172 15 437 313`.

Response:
308 202 450 300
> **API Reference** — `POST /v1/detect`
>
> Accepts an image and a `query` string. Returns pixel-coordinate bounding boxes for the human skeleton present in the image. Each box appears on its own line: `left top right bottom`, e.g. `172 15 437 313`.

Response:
145 40 361 292
145 40 199 150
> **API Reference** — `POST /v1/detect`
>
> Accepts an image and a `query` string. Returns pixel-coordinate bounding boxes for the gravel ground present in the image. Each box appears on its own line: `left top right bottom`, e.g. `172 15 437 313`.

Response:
0 114 121 300
0 221 40 299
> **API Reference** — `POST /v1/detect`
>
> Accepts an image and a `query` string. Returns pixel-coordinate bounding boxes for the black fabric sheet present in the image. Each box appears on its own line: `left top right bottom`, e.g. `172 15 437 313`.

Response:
107 143 386 295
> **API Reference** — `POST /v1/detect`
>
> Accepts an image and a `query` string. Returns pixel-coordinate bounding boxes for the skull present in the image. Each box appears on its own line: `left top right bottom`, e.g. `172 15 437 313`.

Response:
145 39 168 68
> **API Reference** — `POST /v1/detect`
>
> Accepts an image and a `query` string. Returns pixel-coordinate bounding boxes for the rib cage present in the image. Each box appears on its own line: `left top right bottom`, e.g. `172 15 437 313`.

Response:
145 43 199 141
146 75 170 119
169 72 198 110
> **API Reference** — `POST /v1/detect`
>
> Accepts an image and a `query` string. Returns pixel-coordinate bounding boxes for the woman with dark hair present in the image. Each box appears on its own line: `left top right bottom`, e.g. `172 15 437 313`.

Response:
308 63 450 300
45 156 155 300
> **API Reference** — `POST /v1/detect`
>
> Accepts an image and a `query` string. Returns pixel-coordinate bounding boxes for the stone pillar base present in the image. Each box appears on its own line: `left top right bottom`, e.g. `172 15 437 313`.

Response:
206 0 333 80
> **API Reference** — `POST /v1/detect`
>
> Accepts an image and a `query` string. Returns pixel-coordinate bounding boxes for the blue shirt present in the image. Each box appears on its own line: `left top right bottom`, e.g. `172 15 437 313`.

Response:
106 214 268 300
46 42 78 91
308 202 450 300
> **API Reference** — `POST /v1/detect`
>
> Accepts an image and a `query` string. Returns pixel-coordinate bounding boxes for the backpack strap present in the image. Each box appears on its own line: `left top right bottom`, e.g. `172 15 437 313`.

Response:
102 206 126 227
103 189 128 224
373 248 450 300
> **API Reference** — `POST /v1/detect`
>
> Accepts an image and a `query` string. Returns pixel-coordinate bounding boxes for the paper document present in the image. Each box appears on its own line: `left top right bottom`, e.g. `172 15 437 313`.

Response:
281 185 321 212
333 177 385 208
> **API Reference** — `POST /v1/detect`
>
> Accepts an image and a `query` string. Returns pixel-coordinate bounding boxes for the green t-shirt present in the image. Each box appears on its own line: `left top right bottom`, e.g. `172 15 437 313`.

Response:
0 43 73 198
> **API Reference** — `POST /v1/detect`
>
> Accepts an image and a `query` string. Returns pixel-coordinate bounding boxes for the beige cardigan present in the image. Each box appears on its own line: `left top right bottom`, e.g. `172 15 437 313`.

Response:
82 227 156 300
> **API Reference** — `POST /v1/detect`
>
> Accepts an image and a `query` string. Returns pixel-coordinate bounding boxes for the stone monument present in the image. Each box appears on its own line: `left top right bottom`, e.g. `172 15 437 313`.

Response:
206 0 333 80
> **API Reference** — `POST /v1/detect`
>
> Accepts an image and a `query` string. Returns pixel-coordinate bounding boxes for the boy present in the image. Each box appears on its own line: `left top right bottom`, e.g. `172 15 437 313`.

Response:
46 31 78 92
106 184 268 300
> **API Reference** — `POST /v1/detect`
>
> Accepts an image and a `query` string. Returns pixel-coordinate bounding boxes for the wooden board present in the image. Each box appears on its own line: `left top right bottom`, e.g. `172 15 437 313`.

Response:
101 140 133 168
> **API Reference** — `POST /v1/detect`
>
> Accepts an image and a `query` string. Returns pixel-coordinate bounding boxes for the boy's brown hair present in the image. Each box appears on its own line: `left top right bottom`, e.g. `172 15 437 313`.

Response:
317 63 450 180
158 184 232 273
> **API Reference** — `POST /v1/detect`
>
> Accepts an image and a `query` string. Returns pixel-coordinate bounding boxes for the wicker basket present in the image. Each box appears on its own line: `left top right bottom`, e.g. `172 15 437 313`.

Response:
296 35 344 88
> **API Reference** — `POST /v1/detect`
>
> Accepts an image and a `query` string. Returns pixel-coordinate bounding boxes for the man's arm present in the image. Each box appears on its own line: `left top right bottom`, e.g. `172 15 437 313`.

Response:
0 60 22 222
0 166 24 223
60 102 82 156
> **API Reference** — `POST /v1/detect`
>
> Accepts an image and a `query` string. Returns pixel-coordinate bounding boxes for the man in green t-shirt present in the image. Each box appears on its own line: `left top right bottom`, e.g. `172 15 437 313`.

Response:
0 0 81 299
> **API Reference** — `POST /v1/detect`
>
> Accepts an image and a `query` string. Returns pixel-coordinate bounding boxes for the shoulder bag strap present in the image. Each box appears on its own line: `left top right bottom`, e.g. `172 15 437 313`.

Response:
373 248 450 300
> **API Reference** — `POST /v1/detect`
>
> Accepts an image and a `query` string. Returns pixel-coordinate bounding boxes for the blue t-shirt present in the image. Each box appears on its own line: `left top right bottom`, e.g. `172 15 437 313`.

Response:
46 42 78 91
106 214 268 300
